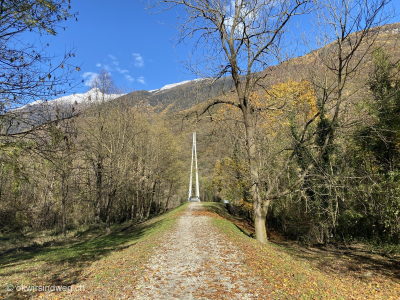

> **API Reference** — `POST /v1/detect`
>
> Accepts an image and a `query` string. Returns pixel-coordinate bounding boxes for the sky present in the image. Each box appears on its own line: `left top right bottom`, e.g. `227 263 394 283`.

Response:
30 0 400 96
42 0 194 94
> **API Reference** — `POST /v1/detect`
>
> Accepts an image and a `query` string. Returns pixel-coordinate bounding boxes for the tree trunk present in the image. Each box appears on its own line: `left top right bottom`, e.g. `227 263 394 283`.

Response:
254 203 267 242
165 183 173 211
135 188 143 220
95 158 103 225
105 213 111 233
145 191 152 220
61 175 68 238
243 106 268 243
62 197 66 237
252 177 268 243
151 181 157 213
131 201 135 220
157 181 162 213
105 188 116 233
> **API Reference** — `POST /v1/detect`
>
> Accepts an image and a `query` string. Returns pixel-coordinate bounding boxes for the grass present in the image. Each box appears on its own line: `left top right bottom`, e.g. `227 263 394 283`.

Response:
368 240 400 257
203 202 400 300
3 201 398 299
0 203 188 299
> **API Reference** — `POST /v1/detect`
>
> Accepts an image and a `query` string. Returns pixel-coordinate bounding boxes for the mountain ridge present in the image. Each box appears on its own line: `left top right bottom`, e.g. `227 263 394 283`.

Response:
13 21 400 116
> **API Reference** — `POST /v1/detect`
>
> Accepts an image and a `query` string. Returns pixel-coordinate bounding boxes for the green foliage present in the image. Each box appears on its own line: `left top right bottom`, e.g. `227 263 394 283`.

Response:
272 48 400 245
347 48 400 243
360 48 400 173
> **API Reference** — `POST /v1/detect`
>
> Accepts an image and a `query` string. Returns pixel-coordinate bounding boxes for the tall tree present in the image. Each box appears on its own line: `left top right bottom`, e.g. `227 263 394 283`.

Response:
351 48 400 241
80 70 120 226
366 48 400 173
149 0 311 243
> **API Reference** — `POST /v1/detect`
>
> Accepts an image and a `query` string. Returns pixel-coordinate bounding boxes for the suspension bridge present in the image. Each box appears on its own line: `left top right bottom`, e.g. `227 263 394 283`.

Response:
188 132 200 202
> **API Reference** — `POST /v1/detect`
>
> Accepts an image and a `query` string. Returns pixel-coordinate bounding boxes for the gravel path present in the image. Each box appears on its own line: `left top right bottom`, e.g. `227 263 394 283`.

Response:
133 202 261 300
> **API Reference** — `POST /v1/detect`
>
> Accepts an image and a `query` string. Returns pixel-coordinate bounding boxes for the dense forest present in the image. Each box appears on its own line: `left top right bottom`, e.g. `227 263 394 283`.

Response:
1 0 400 254
0 70 187 236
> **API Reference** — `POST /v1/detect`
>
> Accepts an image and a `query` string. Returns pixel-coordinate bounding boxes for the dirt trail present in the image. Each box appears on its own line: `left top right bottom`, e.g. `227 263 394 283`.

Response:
133 202 261 300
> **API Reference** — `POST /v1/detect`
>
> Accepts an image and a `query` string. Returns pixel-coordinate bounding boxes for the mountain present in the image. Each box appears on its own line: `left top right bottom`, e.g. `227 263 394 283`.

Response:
118 77 236 113
149 79 205 93
15 88 125 113
13 78 232 114
4 88 125 135
124 22 400 113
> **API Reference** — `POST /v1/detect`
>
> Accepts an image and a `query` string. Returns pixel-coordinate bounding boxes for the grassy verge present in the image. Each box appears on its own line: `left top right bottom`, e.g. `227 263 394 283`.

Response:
203 202 400 300
0 203 188 299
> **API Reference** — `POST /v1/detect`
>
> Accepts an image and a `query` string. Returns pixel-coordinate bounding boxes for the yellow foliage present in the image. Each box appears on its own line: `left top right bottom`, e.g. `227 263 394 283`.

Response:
212 157 251 204
252 79 319 134
263 79 318 120
215 103 242 122
213 79 318 136
239 198 253 212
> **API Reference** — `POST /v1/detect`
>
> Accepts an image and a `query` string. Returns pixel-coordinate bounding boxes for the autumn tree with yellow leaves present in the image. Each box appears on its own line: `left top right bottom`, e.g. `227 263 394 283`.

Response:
210 78 321 236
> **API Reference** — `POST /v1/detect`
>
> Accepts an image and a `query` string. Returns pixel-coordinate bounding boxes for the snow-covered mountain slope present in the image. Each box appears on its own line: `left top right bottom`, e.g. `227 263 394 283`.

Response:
149 78 204 94
16 88 125 111
15 78 206 114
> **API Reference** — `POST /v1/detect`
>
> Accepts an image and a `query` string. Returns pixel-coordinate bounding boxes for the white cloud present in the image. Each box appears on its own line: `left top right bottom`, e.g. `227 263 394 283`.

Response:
125 74 135 82
132 53 144 67
95 54 140 85
117 67 128 74
224 0 260 37
83 72 98 87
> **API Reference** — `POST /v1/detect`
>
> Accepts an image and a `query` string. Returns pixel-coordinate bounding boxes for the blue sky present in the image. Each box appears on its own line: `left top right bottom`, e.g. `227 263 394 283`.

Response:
38 1 400 95
44 0 193 94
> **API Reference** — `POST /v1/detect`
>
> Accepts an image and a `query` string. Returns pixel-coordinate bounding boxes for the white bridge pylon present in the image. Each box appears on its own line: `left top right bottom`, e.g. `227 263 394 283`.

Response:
188 132 200 202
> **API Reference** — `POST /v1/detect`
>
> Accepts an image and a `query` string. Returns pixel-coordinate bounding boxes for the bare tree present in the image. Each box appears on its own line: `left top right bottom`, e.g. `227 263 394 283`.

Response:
80 70 120 226
0 0 80 144
0 0 79 109
148 0 311 243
